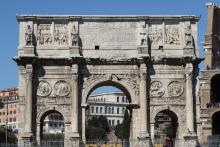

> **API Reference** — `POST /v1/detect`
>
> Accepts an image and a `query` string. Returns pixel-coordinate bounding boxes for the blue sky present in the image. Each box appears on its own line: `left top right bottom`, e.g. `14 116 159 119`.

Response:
0 0 219 92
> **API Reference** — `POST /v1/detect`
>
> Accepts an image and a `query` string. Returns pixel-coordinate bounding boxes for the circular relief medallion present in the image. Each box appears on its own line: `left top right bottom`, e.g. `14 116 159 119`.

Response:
37 81 52 97
150 81 165 97
54 80 71 96
168 81 183 97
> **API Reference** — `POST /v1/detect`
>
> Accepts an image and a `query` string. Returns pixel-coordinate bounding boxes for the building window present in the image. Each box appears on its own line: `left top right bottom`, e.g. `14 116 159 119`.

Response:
10 111 12 114
109 120 111 125
0 119 1 123
13 118 16 122
13 110 16 114
96 107 98 113
105 107 107 113
100 107 103 113
0 112 1 115
117 120 120 124
112 120 115 125
122 97 124 102
112 107 114 114
91 107 94 113
117 97 119 102
117 108 119 114
3 112 5 115
108 107 111 114
122 108 125 114
9 118 12 122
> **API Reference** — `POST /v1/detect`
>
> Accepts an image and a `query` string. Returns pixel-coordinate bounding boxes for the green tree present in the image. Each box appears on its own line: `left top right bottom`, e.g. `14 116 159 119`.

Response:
122 109 130 139
0 101 4 109
114 109 131 140
114 123 123 139
86 115 109 141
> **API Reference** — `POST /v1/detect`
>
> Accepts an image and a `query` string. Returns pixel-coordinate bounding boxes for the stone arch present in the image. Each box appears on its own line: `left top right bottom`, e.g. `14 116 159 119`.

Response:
211 111 220 135
210 74 220 103
81 74 138 105
37 106 69 124
151 106 183 124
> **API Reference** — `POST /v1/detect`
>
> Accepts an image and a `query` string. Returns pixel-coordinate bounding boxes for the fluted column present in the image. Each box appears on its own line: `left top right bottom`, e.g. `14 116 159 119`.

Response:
139 63 149 138
71 64 80 137
185 63 195 135
24 64 33 135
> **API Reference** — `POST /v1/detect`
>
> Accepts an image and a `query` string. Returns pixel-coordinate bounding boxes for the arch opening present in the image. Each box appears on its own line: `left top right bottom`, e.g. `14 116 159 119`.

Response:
212 111 220 135
85 83 132 143
39 110 64 145
211 74 220 103
154 109 178 145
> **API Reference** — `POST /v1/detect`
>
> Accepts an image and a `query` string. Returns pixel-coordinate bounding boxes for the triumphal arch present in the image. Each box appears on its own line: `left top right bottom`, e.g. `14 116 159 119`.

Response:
14 15 201 146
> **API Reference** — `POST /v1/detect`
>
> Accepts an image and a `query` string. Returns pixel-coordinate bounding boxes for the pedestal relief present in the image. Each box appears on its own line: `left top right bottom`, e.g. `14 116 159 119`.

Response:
37 81 52 97
168 81 183 97
150 81 165 97
54 80 71 96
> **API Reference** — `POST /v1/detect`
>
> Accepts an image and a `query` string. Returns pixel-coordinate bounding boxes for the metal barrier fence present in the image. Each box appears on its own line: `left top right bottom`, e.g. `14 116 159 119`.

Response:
3 140 220 147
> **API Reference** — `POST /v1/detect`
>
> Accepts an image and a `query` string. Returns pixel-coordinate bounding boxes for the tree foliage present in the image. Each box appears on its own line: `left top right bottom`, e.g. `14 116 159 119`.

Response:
0 101 4 109
86 115 109 141
114 109 131 140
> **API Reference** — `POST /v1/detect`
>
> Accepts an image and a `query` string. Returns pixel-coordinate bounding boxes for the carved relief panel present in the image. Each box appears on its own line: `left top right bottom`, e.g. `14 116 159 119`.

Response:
167 81 184 97
165 25 180 45
54 80 71 96
54 24 68 45
150 81 165 97
37 80 52 97
37 24 52 45
148 23 163 48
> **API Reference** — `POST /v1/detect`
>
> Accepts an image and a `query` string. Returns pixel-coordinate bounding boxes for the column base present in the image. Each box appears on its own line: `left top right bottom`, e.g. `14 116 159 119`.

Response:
20 132 34 147
138 131 150 147
66 133 81 147
184 134 198 147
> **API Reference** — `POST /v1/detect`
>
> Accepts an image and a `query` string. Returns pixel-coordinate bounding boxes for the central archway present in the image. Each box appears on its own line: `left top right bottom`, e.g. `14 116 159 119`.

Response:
81 79 134 144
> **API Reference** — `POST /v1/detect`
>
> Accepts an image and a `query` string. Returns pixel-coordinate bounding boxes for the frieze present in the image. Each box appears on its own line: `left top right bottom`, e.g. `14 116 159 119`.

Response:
151 97 184 105
168 81 183 97
54 80 71 96
37 80 52 97
37 24 52 45
150 81 165 97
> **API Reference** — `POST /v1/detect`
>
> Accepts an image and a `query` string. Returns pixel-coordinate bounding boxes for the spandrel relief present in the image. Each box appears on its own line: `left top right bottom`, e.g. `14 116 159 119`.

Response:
148 24 163 49
165 25 180 45
37 24 52 45
168 81 183 97
54 80 71 97
37 81 52 97
54 24 68 45
150 81 165 97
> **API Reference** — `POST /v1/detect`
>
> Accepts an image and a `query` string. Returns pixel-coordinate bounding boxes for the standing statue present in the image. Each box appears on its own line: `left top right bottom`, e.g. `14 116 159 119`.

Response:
25 25 32 46
71 25 78 46
140 25 148 47
185 25 194 47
